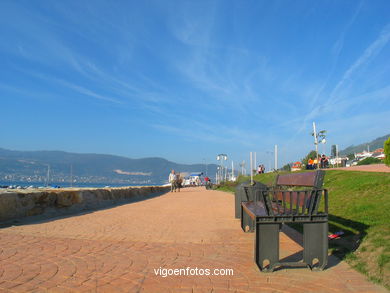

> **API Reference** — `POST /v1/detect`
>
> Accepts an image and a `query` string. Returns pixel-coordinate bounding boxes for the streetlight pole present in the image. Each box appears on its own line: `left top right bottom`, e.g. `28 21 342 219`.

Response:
216 154 228 184
312 122 327 169
250 152 253 185
239 161 245 176
231 161 234 181
274 145 278 171
266 151 273 172
313 122 319 169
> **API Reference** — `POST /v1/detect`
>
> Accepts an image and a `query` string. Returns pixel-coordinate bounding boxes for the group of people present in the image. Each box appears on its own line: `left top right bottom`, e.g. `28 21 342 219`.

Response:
257 164 265 174
169 170 212 192
306 154 329 169
188 176 201 186
168 170 183 192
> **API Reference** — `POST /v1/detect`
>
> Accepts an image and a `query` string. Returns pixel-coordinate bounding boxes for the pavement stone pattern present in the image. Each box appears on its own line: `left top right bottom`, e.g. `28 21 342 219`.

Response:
330 164 390 172
0 187 387 292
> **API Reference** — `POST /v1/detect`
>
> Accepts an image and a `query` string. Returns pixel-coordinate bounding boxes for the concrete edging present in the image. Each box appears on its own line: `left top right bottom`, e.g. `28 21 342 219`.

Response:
0 186 169 222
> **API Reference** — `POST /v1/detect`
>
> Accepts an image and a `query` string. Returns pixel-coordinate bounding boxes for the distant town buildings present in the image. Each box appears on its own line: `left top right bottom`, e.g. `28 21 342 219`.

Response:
291 162 302 171
354 148 385 160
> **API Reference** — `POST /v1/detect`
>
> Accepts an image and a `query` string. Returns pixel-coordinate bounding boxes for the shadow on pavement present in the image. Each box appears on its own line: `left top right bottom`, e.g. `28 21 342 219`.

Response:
280 214 369 270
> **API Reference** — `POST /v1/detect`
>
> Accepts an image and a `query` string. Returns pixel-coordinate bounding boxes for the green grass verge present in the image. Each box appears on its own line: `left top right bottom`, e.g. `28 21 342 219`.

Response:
215 170 390 289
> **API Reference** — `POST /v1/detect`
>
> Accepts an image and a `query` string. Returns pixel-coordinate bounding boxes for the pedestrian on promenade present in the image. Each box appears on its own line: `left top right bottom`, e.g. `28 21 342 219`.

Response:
176 173 182 192
169 170 177 192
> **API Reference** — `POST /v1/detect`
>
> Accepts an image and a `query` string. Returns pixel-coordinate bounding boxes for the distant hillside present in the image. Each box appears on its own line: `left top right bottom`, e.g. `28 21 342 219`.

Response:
339 134 390 156
0 148 218 185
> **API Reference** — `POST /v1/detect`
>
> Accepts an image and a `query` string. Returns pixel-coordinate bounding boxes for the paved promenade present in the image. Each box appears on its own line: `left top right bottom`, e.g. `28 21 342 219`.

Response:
0 187 387 292
330 164 390 173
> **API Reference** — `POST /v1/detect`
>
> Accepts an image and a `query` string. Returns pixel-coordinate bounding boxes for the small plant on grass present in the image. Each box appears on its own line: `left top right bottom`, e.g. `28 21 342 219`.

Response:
384 137 390 166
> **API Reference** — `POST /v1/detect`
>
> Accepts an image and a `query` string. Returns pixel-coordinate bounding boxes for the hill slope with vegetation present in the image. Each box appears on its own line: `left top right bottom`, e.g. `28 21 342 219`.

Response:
0 148 217 184
339 134 389 156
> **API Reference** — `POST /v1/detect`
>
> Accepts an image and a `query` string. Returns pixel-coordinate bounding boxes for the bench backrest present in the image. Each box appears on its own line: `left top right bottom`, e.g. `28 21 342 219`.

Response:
275 170 325 189
256 189 328 217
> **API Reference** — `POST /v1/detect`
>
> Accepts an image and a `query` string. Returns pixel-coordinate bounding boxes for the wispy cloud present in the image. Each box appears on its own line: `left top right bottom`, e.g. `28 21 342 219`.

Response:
152 119 261 148
298 22 390 135
331 1 363 59
13 68 123 105
329 23 390 102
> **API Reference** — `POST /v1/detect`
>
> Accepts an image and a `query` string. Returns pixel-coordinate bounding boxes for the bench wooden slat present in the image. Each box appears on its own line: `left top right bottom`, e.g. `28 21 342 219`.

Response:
276 170 325 188
242 201 267 220
275 190 312 208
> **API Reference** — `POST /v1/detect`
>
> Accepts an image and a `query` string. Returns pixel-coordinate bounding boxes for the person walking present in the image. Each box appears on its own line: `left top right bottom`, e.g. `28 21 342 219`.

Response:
176 173 182 192
169 170 177 192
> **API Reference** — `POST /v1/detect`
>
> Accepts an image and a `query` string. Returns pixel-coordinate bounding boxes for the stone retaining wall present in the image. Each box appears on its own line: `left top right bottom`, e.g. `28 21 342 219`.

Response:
0 186 169 222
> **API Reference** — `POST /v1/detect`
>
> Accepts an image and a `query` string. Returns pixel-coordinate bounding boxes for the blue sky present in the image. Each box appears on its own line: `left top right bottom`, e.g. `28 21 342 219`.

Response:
0 0 389 169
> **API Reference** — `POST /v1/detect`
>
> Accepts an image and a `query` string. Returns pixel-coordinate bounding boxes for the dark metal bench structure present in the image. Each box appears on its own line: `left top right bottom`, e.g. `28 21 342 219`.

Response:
234 181 268 219
241 170 328 272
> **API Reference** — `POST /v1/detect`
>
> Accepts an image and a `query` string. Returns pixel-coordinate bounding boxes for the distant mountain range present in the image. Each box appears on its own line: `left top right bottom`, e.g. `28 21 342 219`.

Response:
0 148 218 185
339 134 389 156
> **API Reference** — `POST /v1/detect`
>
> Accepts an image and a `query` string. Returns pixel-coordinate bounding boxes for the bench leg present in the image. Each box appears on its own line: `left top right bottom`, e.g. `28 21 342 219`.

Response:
241 206 254 232
303 222 328 270
235 192 241 219
255 223 279 272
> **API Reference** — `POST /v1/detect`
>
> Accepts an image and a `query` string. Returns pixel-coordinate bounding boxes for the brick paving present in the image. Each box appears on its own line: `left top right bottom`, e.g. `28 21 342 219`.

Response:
0 187 387 292
331 163 390 172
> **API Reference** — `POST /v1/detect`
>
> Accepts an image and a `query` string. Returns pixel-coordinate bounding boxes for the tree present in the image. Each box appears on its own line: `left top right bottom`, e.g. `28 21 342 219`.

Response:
331 145 337 157
282 163 292 171
302 150 317 166
384 137 390 166
347 153 355 160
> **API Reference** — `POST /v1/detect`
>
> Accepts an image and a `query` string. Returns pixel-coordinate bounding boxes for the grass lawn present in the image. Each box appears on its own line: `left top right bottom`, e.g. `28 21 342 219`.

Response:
215 170 390 289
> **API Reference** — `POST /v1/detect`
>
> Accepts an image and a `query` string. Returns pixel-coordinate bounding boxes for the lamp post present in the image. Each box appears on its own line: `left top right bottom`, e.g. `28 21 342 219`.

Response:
266 151 273 172
239 161 246 176
312 122 327 169
216 154 228 184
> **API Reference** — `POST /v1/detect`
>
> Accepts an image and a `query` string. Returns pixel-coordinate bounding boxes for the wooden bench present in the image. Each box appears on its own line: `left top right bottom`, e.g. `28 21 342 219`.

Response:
241 170 328 272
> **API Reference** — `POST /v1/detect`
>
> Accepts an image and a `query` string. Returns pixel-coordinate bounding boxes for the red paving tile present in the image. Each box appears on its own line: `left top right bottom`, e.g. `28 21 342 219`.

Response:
0 187 387 292
331 163 390 172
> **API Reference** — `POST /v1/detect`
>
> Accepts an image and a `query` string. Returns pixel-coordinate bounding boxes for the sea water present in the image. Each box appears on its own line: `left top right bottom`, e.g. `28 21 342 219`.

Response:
0 181 161 189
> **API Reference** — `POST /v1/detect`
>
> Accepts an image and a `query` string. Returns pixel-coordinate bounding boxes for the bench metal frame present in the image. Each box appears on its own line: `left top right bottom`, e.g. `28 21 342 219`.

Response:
235 181 267 219
241 170 328 272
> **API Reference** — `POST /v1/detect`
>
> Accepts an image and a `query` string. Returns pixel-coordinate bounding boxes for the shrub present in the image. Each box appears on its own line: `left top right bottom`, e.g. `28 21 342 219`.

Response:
357 157 382 165
302 150 317 165
384 137 390 166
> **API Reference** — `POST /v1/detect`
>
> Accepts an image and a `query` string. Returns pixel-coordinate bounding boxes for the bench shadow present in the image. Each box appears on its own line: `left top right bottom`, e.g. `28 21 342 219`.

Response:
279 214 369 270
327 214 369 261
0 190 168 229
